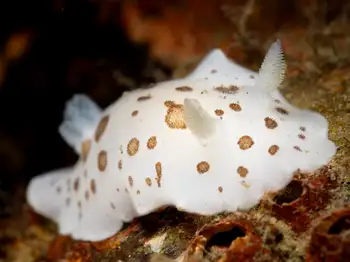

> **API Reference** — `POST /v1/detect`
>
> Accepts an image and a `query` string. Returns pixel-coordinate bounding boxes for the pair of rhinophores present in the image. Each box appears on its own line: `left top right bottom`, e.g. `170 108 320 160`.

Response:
27 39 337 241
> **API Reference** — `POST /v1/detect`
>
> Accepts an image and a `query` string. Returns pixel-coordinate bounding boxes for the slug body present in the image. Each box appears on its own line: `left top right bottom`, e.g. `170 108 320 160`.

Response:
27 40 337 241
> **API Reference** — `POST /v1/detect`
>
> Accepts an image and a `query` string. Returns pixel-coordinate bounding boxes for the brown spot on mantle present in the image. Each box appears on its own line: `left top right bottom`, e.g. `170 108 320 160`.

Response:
264 117 278 129
237 166 248 177
98 150 108 171
215 85 239 94
268 145 279 155
137 95 151 101
127 138 140 156
215 109 224 116
147 136 157 149
95 115 109 142
165 103 187 129
155 162 162 187
90 179 96 194
197 161 210 174
81 139 91 162
175 86 193 92
238 136 254 150
229 103 242 111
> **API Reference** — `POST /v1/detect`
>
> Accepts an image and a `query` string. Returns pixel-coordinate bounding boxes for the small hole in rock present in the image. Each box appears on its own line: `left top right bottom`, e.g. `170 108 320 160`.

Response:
274 231 284 243
328 216 350 235
139 206 193 236
265 230 284 245
273 180 303 205
205 226 246 250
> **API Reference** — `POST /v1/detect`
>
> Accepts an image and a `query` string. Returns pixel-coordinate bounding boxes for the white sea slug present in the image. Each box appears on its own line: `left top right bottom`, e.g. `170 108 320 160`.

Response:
26 40 337 241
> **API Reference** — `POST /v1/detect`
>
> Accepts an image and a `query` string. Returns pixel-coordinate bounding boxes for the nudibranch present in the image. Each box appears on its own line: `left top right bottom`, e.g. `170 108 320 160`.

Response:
26 40 337 241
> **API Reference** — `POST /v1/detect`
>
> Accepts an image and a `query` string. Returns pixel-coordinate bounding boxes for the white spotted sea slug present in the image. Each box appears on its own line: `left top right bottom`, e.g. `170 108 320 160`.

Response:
26 39 337 241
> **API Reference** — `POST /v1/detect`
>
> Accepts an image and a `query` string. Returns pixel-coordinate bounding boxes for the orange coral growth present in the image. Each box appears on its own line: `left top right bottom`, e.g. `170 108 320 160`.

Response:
262 166 337 233
91 221 140 251
307 207 350 262
120 0 319 69
62 242 93 262
120 0 231 67
4 31 32 61
0 30 33 86
47 236 72 261
185 216 263 261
